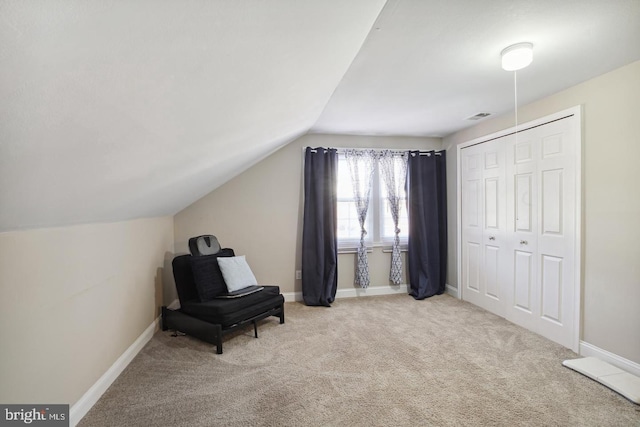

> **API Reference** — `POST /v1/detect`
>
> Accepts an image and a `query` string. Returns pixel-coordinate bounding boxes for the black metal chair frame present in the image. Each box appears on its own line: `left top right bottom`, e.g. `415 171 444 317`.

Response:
161 303 284 354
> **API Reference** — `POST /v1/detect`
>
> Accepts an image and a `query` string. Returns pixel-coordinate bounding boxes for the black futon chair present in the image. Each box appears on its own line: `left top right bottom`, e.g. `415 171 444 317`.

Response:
161 236 284 354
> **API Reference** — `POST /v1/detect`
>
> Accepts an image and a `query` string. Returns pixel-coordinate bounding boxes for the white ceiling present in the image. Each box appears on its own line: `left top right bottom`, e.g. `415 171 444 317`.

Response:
1 0 639 232
313 0 640 136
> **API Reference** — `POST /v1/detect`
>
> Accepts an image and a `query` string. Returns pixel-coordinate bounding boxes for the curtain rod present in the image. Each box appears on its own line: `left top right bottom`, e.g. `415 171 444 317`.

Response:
415 151 442 156
305 147 443 155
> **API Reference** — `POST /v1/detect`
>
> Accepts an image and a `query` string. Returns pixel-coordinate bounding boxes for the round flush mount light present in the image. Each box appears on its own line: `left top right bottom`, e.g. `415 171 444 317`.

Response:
501 42 533 71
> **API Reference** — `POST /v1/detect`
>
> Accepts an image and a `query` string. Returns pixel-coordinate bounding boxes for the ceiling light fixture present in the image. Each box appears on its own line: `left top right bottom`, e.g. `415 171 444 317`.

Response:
501 42 533 71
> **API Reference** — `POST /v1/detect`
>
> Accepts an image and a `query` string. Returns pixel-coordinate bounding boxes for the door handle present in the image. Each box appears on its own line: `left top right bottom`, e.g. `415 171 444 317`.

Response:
488 236 495 241
520 240 528 245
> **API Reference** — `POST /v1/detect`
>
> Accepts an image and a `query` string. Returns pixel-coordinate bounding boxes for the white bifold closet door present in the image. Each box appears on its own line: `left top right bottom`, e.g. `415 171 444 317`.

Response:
461 139 508 318
460 112 579 350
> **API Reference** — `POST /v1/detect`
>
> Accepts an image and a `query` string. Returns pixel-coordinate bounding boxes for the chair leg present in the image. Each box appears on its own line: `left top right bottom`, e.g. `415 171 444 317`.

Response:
253 320 258 338
279 304 285 324
214 324 223 354
161 306 169 331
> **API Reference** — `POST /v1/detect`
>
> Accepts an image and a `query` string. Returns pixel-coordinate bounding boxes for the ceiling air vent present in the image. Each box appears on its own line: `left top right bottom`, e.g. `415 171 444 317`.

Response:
466 112 492 121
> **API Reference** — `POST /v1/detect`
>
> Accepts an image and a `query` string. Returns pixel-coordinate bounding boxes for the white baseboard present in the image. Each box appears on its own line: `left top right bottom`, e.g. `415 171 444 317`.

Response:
579 341 640 378
445 284 458 298
283 284 409 303
282 291 303 302
70 317 159 426
336 284 409 299
283 284 463 302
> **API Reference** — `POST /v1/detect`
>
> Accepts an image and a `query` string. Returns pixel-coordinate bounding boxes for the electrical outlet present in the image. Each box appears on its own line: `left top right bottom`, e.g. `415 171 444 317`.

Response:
295 270 302 280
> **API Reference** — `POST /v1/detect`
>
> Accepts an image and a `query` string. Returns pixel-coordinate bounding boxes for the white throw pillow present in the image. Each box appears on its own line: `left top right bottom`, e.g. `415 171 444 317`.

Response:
217 255 258 292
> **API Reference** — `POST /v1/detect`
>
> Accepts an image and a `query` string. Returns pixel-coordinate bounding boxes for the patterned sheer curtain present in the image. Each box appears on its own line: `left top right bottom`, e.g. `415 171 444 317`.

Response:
344 149 377 288
379 150 409 285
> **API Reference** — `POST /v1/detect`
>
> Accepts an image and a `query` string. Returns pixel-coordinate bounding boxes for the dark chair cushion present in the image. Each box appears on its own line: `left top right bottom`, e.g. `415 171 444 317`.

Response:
181 285 283 327
190 248 235 301
216 285 264 299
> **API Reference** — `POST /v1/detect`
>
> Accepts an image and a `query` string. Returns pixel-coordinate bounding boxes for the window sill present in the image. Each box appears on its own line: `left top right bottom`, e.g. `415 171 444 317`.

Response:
338 243 408 254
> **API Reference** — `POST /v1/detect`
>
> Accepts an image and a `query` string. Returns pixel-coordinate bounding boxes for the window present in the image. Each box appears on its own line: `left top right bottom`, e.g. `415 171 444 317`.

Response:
336 152 408 251
336 159 370 246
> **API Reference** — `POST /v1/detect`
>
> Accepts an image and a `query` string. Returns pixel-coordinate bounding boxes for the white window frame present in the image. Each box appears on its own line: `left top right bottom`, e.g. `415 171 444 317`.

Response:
336 151 408 253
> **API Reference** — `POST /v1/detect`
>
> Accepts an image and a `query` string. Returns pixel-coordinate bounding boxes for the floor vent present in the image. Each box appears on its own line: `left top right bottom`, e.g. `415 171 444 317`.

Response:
563 357 640 404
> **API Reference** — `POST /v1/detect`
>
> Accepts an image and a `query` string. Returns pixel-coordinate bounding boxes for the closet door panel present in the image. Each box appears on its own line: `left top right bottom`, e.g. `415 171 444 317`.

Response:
535 119 577 347
515 173 533 232
541 255 563 324
465 242 481 292
485 177 499 229
465 179 480 228
461 140 507 316
481 140 507 316
484 244 500 299
514 250 533 312
461 147 484 306
506 133 540 335
541 169 563 235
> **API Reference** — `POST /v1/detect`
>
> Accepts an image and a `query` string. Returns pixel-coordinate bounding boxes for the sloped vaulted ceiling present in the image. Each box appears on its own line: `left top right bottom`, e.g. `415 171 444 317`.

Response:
1 0 639 232
0 0 386 231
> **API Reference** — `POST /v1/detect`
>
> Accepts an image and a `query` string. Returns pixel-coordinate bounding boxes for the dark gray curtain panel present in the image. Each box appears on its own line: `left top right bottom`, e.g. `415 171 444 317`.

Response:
406 150 447 300
302 147 338 306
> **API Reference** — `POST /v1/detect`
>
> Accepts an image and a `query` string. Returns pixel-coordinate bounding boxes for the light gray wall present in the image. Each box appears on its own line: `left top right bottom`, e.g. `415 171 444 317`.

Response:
0 217 174 405
174 134 442 295
443 60 640 364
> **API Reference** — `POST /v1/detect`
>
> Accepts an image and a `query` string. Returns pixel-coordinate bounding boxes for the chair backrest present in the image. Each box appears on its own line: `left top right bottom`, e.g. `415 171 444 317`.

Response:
172 255 199 303
188 235 221 256
172 248 236 304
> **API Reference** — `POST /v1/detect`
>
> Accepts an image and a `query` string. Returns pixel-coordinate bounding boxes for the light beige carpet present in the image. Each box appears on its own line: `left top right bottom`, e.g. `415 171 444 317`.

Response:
79 294 640 426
